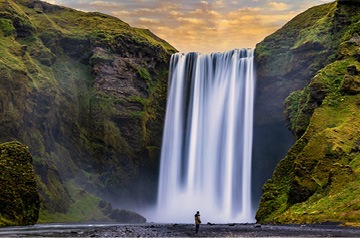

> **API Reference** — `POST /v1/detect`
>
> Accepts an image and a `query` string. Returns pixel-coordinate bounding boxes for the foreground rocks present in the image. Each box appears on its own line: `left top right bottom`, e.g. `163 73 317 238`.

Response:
2 223 360 237
79 223 360 237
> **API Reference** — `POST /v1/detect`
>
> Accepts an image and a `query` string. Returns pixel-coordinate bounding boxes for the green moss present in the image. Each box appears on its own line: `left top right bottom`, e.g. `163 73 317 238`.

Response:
0 141 40 227
291 8 335 51
38 180 109 223
0 0 175 225
258 93 360 224
0 18 16 36
255 2 336 77
137 66 151 82
133 28 177 55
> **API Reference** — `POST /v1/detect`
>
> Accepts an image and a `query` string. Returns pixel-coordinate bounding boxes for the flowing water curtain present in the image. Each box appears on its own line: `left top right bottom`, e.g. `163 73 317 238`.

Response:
157 49 255 223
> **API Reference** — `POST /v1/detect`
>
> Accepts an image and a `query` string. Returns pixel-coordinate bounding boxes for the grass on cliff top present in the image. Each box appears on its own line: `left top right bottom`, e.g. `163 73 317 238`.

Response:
256 2 336 56
291 10 334 51
15 0 176 53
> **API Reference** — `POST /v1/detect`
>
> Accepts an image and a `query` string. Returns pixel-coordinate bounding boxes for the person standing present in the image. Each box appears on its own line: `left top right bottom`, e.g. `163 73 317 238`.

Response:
194 211 201 234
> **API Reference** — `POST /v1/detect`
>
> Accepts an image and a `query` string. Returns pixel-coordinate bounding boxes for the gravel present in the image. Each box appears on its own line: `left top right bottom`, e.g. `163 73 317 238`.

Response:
2 222 360 237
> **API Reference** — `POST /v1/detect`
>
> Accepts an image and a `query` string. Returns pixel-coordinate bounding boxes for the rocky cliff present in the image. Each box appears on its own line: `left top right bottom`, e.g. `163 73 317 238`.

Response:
256 0 360 225
0 0 176 222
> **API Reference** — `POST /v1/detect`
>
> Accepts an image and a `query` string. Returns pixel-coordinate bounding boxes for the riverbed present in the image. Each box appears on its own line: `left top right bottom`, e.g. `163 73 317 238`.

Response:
1 222 360 237
0 223 360 237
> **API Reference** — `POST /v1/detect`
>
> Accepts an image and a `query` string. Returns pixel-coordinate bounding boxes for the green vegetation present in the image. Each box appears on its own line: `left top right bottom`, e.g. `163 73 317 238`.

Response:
38 180 109 223
256 0 360 225
0 0 175 225
0 141 40 227
255 2 337 78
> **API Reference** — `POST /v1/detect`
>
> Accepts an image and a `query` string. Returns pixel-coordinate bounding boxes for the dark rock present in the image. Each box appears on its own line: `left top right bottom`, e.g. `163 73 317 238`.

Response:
109 209 146 223
341 74 360 95
288 178 316 204
337 0 360 4
98 200 113 216
347 65 358 76
310 82 326 102
12 16 35 38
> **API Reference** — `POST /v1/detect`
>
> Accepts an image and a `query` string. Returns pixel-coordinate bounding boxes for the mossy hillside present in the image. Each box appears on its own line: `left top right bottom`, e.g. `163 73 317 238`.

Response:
257 13 360 224
252 2 340 180
285 36 360 138
256 2 336 77
0 0 176 223
254 1 360 125
38 180 109 223
257 93 360 224
0 141 40 227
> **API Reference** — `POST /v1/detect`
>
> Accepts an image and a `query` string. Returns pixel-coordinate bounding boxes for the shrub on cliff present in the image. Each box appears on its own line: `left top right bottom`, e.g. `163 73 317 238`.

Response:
0 141 40 227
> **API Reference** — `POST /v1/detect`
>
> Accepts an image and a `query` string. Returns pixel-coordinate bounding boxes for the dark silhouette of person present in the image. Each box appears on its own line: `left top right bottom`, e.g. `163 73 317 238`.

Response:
194 211 201 234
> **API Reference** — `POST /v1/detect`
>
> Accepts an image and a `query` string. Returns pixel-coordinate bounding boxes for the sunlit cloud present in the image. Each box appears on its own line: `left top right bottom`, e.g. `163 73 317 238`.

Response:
89 1 121 8
268 2 290 11
139 17 160 24
42 0 334 53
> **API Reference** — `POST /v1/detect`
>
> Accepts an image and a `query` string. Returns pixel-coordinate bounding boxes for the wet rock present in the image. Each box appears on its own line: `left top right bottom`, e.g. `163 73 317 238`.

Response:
109 209 146 223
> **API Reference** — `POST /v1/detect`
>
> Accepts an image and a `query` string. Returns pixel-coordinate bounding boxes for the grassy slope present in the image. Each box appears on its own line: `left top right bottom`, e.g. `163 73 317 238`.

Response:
256 1 360 225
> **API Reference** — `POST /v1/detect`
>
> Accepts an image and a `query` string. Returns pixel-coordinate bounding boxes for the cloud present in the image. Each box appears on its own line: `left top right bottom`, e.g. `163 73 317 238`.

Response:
267 2 290 11
89 1 121 8
42 0 334 53
139 17 160 24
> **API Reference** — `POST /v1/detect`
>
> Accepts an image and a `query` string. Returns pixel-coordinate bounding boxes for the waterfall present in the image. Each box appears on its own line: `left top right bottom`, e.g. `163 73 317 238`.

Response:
155 49 255 223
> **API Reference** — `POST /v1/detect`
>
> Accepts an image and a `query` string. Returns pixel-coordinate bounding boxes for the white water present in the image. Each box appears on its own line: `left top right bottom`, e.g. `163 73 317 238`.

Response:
154 49 255 223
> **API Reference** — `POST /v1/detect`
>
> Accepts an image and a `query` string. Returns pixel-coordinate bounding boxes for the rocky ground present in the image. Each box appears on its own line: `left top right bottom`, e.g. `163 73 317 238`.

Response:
2 223 360 237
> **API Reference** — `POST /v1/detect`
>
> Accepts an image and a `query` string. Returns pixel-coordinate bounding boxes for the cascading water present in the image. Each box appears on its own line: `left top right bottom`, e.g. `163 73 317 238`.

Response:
155 49 255 223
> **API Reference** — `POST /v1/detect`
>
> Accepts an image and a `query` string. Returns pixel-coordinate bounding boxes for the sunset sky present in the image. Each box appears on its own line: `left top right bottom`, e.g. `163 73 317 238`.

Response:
43 0 333 53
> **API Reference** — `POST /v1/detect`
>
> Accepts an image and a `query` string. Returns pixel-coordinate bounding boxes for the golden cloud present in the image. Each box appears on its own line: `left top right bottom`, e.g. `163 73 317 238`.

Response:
139 17 160 24
90 1 121 8
112 2 301 53
43 0 333 53
267 2 290 11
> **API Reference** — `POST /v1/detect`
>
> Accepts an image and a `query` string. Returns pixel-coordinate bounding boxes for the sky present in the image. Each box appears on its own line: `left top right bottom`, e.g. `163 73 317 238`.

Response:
43 0 334 53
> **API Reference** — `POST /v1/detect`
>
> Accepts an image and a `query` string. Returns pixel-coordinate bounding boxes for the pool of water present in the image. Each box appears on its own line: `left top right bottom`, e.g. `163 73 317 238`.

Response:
0 222 122 237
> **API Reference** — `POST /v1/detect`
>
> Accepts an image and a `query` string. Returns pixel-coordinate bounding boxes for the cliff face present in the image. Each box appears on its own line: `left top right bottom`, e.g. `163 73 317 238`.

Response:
254 2 340 126
252 1 346 202
0 0 176 221
256 0 360 225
